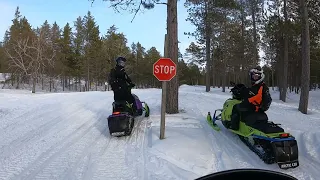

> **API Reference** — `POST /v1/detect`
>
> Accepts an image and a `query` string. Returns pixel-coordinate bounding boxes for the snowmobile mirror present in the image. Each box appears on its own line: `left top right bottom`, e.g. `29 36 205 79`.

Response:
195 169 297 180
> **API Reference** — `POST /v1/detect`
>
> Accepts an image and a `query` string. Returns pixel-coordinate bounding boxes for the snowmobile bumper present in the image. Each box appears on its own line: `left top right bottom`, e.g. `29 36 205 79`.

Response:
271 139 299 169
107 112 134 137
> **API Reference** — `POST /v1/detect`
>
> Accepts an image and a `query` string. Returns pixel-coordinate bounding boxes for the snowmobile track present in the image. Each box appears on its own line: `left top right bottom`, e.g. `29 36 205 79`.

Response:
238 136 275 164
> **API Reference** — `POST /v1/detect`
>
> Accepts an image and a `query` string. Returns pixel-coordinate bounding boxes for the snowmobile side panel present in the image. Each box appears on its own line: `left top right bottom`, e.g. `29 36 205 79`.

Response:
221 99 242 121
226 121 261 137
132 94 143 110
224 121 292 139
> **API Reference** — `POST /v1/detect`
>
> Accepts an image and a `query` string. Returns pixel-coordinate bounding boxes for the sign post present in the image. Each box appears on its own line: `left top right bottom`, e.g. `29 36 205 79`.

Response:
153 58 177 139
160 78 166 139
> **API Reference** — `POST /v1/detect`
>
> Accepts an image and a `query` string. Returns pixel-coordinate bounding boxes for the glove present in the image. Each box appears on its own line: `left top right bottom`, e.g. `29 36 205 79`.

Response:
239 87 249 98
235 83 246 89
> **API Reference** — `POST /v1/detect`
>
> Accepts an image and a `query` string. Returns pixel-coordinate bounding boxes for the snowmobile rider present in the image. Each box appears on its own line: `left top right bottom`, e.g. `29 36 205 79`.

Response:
108 56 136 110
230 66 272 130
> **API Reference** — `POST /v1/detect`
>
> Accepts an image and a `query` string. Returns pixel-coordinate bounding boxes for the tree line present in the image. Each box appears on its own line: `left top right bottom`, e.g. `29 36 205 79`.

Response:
0 7 206 93
0 0 316 114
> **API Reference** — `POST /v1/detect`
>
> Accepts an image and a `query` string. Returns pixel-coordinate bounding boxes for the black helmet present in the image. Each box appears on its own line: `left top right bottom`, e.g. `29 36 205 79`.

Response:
115 56 126 67
249 66 265 84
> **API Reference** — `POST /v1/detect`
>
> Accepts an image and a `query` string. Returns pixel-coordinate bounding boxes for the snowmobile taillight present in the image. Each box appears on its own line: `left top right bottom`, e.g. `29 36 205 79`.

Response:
113 111 120 115
279 133 289 138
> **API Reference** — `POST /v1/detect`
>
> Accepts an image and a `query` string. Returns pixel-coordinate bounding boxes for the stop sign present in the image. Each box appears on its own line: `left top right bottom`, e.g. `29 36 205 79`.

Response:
153 58 177 81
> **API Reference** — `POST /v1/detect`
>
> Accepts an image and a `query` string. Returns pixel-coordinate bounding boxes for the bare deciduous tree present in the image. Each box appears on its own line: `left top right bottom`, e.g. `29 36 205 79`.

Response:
5 29 55 93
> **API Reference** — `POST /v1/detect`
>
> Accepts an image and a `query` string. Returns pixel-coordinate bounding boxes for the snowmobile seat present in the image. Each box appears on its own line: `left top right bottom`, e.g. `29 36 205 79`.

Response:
249 121 284 134
244 112 268 125
112 101 131 113
244 112 284 134
113 101 127 106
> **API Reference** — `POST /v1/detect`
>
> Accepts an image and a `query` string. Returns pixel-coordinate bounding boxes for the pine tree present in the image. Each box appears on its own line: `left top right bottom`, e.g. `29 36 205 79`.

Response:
0 5 205 95
298 0 310 114
60 22 73 90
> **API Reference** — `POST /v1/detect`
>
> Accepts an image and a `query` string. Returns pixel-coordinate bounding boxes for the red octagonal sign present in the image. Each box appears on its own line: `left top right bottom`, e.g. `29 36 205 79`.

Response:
153 58 177 81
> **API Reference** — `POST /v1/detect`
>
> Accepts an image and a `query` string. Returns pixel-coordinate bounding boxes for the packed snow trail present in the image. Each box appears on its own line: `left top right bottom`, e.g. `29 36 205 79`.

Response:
0 86 320 180
0 91 148 180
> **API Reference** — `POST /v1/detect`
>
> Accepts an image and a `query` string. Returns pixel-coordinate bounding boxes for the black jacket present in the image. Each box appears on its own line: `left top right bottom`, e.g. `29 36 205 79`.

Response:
108 65 132 91
242 82 272 112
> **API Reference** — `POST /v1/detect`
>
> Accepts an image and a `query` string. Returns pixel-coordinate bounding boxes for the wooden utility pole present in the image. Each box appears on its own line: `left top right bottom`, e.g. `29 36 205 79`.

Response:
160 34 169 139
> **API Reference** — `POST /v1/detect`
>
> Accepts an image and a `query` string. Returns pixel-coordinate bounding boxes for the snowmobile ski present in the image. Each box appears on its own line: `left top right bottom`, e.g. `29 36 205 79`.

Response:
206 112 220 131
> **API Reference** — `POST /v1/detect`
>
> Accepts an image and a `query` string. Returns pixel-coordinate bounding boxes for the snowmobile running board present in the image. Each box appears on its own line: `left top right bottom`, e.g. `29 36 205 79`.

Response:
252 134 295 142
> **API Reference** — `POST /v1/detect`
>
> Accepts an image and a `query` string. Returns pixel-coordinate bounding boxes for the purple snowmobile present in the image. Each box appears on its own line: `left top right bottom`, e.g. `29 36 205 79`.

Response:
107 93 150 137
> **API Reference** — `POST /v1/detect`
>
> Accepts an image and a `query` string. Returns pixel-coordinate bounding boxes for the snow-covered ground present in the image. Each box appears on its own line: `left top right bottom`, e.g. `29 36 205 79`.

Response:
0 85 319 180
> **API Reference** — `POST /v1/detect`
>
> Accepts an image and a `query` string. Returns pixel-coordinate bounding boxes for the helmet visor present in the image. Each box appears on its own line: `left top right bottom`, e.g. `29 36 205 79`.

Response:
252 73 260 80
118 60 125 67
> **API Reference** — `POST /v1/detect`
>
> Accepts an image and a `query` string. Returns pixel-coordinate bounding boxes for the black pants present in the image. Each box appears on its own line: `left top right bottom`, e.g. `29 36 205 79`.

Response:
230 102 251 130
113 88 136 110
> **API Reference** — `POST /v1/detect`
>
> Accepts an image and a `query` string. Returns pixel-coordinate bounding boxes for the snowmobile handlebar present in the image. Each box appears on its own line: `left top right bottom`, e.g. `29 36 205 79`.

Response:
128 83 135 89
230 81 247 90
229 81 249 100
230 81 236 86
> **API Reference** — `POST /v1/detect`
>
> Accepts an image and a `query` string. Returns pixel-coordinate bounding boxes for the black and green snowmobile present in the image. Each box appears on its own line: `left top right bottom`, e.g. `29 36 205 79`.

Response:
206 82 299 170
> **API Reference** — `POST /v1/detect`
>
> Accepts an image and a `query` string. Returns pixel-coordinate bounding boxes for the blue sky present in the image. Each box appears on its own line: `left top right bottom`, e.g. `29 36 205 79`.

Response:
0 0 197 56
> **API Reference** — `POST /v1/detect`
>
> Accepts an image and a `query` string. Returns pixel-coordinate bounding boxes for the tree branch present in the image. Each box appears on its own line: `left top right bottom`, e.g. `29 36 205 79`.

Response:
154 2 167 5
131 0 143 22
90 0 167 22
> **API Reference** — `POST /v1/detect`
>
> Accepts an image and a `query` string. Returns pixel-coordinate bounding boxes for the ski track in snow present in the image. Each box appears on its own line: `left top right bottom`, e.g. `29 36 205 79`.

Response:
0 92 148 180
0 86 320 179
